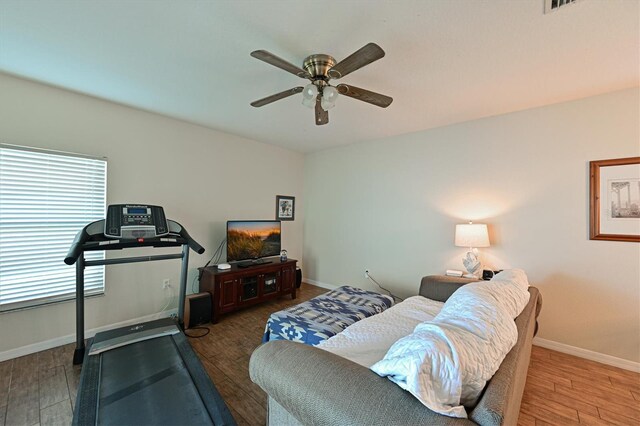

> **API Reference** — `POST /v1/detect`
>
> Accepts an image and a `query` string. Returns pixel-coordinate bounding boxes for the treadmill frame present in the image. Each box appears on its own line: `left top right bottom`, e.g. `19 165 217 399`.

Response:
67 218 200 365
73 246 190 364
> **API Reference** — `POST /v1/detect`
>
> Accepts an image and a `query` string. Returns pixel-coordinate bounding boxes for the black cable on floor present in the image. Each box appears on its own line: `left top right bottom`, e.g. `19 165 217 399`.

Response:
184 326 210 338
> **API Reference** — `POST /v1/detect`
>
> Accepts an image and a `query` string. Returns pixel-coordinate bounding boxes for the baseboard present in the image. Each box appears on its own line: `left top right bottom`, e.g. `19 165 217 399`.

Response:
533 337 640 373
0 309 178 363
303 278 340 290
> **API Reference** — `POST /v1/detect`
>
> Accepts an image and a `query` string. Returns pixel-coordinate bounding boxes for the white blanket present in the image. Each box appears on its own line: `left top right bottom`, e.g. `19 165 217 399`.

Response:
370 270 531 418
318 296 444 367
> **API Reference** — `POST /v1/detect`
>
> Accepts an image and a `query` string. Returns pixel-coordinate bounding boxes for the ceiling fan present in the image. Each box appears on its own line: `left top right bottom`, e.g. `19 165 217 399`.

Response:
250 43 393 125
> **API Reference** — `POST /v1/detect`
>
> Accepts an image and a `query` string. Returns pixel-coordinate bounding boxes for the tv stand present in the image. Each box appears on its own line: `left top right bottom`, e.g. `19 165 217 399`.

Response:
199 259 297 323
237 259 273 268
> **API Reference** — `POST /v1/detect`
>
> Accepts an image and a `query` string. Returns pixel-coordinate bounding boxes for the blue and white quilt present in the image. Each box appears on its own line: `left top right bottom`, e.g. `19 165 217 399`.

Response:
262 286 394 346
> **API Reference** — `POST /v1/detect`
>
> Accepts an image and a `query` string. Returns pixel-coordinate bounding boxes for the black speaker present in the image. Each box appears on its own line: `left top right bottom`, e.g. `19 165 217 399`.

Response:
296 267 302 288
184 292 212 329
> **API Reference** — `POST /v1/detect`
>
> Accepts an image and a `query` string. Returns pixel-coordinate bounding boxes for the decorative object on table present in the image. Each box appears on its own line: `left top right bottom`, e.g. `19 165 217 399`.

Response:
455 221 490 278
590 157 640 242
249 43 393 125
276 195 295 221
280 249 288 262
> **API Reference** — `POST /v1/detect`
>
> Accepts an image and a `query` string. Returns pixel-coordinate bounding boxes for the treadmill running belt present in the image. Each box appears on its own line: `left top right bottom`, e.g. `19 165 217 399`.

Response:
99 363 182 408
98 337 213 425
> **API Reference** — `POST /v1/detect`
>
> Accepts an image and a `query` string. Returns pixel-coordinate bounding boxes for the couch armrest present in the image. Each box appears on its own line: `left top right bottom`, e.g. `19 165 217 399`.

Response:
250 340 474 426
419 275 476 302
468 287 541 425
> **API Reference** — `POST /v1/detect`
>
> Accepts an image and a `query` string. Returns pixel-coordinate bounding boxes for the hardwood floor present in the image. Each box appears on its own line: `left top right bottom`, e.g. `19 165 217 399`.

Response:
520 346 640 426
0 282 638 425
187 282 327 425
0 342 80 426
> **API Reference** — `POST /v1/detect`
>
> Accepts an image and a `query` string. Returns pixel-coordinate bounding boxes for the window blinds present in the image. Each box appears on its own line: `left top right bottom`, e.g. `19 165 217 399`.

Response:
0 145 106 311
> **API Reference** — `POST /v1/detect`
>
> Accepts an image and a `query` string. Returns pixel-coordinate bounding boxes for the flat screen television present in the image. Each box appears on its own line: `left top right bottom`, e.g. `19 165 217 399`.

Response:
227 220 281 263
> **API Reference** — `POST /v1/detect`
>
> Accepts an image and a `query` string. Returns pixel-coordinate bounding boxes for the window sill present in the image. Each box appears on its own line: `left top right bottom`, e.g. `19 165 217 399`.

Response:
0 291 105 314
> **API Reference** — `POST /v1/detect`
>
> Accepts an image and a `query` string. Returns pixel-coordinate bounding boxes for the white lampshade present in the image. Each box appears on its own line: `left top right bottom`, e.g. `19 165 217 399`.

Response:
320 86 339 111
301 84 318 108
454 222 490 248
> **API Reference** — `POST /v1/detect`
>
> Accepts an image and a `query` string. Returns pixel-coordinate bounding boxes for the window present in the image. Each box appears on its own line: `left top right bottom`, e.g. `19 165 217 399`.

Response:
0 144 106 312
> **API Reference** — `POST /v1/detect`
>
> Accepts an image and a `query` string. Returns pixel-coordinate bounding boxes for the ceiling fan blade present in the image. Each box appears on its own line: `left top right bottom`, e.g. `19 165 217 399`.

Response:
337 84 393 108
251 87 304 107
327 43 385 79
251 50 310 79
315 97 329 125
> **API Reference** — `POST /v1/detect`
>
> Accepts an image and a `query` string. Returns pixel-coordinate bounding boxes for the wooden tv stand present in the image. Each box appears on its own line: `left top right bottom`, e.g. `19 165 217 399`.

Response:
199 259 297 323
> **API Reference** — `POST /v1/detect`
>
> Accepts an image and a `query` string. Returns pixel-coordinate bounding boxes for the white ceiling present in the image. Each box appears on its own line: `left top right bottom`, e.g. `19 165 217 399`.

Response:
0 0 638 152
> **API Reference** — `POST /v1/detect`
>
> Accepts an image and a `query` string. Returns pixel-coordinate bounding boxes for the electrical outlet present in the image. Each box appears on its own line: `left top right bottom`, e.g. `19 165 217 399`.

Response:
162 279 171 289
364 270 370 279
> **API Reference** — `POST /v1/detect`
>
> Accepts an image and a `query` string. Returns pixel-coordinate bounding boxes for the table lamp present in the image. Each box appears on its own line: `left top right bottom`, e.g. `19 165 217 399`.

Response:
455 222 490 278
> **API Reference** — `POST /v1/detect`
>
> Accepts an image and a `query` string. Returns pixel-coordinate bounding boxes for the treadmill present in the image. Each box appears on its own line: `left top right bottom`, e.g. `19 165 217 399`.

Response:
65 204 235 425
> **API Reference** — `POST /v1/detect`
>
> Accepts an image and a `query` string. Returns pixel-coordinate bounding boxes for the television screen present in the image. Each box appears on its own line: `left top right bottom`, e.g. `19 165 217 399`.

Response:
227 221 281 262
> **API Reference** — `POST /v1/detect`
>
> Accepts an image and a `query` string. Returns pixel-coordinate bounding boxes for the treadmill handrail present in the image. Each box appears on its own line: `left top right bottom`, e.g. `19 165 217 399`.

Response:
65 221 96 265
170 220 205 254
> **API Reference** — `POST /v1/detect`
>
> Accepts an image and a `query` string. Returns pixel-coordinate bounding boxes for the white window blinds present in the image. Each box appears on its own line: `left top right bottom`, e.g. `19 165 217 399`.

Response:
0 145 106 311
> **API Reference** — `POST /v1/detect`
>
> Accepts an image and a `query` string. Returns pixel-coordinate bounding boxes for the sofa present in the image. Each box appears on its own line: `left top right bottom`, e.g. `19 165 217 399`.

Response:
249 275 542 426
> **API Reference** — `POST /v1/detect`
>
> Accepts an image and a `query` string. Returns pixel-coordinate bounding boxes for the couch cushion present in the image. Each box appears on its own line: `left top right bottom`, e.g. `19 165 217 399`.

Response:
318 295 444 367
371 270 531 418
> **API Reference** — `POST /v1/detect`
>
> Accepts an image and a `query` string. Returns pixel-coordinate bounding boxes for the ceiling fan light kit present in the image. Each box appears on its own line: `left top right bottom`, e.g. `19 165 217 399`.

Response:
250 43 393 125
321 86 338 111
301 84 318 108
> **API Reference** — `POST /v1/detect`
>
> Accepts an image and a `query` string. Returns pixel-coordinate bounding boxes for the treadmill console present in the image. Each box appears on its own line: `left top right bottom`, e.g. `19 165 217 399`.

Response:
105 204 169 239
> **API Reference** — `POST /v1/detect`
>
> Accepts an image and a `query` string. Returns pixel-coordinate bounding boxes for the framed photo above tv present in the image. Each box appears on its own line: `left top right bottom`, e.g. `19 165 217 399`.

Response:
276 195 295 221
589 156 640 242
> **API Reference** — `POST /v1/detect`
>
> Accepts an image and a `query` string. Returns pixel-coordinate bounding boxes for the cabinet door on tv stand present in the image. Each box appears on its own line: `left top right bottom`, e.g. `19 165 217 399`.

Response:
259 271 281 300
281 265 296 299
238 275 260 306
219 277 238 313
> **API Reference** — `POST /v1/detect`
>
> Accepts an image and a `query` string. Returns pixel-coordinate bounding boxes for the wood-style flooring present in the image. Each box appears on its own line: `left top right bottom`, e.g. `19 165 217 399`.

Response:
520 346 640 425
0 342 80 426
0 282 638 425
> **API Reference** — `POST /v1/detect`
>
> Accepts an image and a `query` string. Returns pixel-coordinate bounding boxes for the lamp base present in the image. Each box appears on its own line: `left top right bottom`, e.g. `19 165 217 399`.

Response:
462 249 482 278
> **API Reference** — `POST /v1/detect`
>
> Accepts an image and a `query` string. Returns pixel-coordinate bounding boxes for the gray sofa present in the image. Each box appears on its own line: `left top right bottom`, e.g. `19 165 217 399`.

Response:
249 275 542 426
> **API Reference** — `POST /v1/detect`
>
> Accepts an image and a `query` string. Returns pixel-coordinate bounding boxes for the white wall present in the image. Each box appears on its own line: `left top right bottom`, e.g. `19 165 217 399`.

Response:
303 88 640 363
0 73 304 354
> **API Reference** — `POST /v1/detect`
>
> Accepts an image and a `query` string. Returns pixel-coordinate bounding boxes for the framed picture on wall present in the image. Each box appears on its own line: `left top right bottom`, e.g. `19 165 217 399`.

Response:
276 195 295 221
590 157 640 242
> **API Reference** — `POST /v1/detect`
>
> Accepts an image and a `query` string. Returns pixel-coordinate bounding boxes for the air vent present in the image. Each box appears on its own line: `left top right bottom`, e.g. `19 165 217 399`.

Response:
544 0 581 14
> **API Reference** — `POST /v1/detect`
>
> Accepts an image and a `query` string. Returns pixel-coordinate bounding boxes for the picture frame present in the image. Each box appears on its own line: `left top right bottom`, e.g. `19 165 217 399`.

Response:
589 157 640 242
276 195 295 221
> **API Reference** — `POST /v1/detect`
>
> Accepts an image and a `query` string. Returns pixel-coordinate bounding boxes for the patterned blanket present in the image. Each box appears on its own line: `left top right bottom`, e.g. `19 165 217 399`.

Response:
262 286 394 346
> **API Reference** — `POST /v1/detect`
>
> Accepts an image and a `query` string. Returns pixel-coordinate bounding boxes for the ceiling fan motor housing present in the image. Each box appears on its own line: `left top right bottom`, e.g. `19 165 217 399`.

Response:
303 54 336 80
